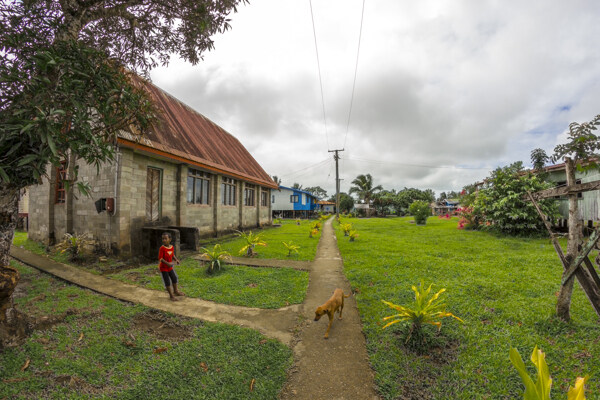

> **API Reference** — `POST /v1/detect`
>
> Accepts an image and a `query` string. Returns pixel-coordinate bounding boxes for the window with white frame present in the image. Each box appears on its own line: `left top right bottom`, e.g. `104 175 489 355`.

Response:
290 195 299 203
187 169 210 204
221 177 237 205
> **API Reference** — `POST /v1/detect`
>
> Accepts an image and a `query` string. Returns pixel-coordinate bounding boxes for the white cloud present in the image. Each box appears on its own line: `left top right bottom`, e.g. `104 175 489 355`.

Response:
151 0 600 197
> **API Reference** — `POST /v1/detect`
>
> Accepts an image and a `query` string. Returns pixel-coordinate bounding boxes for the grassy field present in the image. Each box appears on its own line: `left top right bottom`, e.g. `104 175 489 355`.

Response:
12 230 309 309
200 219 322 261
108 259 308 309
335 216 600 399
1 261 293 399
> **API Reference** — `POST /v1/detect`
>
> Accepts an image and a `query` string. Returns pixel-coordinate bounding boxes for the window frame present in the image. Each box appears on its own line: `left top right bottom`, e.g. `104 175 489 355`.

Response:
261 191 268 207
187 168 211 205
221 177 237 206
290 195 299 203
244 184 256 206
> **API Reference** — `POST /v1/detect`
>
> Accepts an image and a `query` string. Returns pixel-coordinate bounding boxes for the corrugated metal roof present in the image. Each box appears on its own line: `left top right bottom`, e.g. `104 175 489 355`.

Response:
118 77 277 189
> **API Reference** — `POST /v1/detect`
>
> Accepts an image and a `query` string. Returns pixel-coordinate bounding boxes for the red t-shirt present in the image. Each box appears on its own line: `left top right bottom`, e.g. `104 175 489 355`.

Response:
158 245 175 272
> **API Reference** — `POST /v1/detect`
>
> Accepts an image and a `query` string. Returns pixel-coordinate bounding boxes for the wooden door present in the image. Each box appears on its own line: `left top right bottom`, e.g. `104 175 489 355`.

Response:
146 167 161 221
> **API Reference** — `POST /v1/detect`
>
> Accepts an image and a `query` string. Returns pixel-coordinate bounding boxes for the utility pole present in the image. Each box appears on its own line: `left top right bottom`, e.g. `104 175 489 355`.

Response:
328 149 344 219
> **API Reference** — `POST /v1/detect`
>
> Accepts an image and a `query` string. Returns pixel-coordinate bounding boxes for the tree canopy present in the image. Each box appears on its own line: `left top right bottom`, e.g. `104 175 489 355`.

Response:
304 186 328 199
348 174 382 205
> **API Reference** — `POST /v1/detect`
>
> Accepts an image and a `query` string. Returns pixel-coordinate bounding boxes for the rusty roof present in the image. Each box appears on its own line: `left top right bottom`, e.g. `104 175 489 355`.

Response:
118 77 277 189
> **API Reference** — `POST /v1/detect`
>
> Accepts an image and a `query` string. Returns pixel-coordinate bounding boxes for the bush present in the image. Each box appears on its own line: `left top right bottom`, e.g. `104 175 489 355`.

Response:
409 200 431 225
472 162 559 236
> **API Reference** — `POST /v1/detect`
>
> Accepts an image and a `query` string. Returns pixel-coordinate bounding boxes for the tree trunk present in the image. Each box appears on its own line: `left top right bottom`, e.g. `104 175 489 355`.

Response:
556 158 580 322
0 187 32 348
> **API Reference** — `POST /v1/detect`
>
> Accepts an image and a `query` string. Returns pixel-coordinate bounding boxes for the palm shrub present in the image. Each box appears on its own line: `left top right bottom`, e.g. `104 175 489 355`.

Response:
236 230 267 257
312 221 322 231
348 230 359 242
340 223 352 236
308 228 319 238
199 244 231 274
282 241 300 257
382 281 463 346
409 200 431 225
510 346 588 399
54 233 95 262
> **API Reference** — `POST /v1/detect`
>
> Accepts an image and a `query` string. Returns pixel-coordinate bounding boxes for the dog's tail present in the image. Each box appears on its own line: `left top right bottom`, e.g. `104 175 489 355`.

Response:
344 292 350 298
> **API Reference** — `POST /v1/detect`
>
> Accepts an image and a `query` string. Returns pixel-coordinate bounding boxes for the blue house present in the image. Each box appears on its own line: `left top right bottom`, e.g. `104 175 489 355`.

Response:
272 186 318 218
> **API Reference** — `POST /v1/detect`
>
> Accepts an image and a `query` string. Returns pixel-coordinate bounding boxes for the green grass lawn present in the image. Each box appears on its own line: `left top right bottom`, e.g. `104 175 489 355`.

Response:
335 216 600 399
109 258 308 309
1 261 293 399
12 231 309 309
200 219 322 261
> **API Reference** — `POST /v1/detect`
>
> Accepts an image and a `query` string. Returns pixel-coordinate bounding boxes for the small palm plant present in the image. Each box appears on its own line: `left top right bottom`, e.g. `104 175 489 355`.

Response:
199 244 231 274
510 346 588 400
312 221 322 231
55 233 95 262
340 223 353 236
382 281 463 344
308 228 319 238
282 241 300 257
348 230 359 242
295 218 301 225
236 230 267 257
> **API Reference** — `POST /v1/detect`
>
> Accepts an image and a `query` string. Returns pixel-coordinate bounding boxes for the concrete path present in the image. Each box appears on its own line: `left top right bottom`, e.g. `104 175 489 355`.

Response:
10 218 378 399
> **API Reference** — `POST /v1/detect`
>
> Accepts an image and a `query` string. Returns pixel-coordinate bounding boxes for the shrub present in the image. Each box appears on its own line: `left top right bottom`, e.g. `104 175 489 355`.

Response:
382 281 462 345
199 244 231 274
409 200 431 225
348 230 359 242
340 223 352 236
471 162 559 236
282 241 300 257
54 233 95 262
236 230 267 257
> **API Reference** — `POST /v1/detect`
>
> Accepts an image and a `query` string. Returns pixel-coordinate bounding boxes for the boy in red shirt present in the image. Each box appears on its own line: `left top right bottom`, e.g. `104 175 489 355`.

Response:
158 232 184 301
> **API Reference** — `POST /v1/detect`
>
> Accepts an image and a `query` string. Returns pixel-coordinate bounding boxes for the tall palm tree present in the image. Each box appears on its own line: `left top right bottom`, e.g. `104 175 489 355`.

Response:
349 174 383 206
271 175 282 186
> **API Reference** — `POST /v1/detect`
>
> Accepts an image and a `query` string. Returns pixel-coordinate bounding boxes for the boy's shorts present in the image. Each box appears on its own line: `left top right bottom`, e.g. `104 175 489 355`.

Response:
161 269 178 287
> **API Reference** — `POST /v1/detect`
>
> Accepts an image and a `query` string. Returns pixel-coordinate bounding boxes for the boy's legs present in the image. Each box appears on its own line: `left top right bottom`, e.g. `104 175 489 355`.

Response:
170 270 185 296
161 271 180 301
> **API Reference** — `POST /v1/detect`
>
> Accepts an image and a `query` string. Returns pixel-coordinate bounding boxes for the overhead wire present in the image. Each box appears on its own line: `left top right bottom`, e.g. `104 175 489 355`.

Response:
309 0 330 150
343 0 366 149
280 158 331 179
345 156 491 170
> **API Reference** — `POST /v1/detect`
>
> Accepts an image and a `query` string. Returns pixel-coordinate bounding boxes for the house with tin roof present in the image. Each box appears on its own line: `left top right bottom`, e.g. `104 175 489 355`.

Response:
27 77 278 257
272 186 318 219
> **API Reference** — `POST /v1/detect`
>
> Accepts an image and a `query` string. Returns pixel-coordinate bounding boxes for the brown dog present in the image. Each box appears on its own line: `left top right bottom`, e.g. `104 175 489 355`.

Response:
314 288 350 339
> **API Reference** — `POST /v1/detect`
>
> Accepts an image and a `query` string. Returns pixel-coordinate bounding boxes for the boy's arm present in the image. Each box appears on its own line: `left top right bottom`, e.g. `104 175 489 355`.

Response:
174 255 180 265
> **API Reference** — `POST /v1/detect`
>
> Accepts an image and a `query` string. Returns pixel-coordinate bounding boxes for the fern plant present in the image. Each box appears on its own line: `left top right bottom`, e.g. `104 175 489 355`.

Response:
199 244 231 274
236 230 267 256
282 241 300 257
382 281 463 343
510 346 588 400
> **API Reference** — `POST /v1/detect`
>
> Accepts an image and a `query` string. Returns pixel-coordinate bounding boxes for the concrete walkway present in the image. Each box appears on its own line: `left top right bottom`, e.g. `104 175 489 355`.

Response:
10 218 378 399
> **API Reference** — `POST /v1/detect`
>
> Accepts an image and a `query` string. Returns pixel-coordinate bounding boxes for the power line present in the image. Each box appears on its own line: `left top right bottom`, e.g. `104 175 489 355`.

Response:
280 158 331 179
343 0 366 149
309 0 330 149
346 156 491 170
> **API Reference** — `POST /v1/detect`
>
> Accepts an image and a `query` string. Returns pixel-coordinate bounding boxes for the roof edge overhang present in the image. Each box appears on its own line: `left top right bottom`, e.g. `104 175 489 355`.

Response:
118 137 278 189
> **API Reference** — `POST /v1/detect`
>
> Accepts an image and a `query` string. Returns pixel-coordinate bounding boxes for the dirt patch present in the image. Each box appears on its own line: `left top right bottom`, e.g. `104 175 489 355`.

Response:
132 310 193 341
53 374 108 396
11 276 32 300
34 309 77 331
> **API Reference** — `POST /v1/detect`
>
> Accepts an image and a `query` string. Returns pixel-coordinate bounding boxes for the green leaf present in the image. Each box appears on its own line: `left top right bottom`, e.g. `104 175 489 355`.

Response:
509 347 538 400
17 154 38 167
47 135 57 156
0 166 10 183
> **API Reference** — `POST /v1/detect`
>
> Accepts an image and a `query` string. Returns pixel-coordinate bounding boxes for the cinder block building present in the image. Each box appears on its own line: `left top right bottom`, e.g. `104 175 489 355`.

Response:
28 78 277 257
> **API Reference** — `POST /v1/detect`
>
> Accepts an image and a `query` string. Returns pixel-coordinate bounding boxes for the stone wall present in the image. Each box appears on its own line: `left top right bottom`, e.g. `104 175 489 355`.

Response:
28 147 273 256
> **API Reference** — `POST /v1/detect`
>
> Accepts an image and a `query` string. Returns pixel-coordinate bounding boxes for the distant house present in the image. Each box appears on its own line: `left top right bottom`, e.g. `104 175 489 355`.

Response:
432 199 460 216
316 200 336 214
272 186 318 218
28 77 278 257
543 162 600 228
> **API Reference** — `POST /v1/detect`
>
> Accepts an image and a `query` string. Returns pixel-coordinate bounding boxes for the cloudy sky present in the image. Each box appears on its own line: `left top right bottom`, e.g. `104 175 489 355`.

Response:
150 0 600 198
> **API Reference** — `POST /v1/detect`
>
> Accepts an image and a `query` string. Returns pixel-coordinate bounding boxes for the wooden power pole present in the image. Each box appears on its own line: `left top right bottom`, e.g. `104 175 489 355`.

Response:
329 149 344 219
